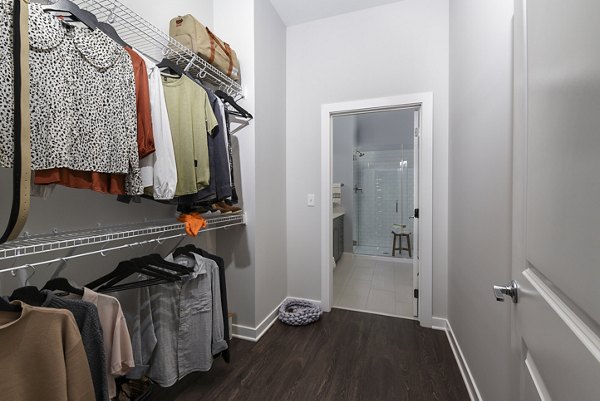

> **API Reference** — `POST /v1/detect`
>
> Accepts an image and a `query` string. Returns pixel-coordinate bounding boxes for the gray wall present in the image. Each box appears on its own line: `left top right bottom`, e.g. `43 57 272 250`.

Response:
332 115 357 252
449 0 514 400
286 0 449 318
254 0 288 323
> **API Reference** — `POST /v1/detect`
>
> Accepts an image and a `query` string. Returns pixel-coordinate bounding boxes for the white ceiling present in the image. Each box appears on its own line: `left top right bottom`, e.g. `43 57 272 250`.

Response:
270 0 403 27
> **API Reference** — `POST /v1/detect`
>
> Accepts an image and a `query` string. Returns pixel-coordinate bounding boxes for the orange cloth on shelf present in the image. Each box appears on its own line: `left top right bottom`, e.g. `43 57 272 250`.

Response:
34 169 126 195
35 48 156 194
178 213 208 237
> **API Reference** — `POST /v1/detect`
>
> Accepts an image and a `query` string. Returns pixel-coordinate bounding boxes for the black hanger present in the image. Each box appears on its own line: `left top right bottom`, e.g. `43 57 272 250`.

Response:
97 22 129 48
173 244 202 258
42 277 84 296
42 0 99 30
157 58 183 78
86 260 169 291
85 255 189 293
0 297 20 312
99 277 167 294
9 286 46 307
142 253 195 274
215 90 253 120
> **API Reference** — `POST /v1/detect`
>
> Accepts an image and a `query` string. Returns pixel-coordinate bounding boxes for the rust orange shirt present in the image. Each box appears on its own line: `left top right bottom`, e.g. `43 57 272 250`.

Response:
35 169 126 195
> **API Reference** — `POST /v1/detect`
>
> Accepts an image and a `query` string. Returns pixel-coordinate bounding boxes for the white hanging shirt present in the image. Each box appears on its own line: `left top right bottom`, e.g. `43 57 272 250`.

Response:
135 50 178 200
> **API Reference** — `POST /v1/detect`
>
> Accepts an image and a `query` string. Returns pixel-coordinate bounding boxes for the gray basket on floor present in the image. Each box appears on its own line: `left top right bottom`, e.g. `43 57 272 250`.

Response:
278 299 322 326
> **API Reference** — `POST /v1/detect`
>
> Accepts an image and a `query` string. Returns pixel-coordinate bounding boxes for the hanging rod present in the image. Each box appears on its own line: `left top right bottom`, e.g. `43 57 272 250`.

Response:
64 0 243 98
0 213 246 262
0 216 246 275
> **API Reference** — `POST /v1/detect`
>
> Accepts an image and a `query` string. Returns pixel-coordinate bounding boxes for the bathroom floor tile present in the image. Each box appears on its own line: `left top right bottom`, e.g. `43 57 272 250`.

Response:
395 301 414 317
337 287 370 310
371 276 395 292
366 289 396 315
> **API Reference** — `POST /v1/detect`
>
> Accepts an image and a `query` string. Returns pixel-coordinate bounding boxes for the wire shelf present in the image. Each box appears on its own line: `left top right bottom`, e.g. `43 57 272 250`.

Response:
69 0 243 97
0 213 246 262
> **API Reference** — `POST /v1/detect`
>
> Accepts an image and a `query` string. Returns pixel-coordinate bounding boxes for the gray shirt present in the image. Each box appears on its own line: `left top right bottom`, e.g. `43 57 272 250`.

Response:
41 290 109 401
146 252 227 387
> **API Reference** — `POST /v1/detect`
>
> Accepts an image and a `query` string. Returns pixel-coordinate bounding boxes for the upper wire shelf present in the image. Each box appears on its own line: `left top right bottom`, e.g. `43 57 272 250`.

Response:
69 0 243 98
0 213 246 262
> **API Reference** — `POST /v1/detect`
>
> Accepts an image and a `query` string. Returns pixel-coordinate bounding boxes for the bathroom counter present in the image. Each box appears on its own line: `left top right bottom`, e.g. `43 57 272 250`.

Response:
332 211 345 220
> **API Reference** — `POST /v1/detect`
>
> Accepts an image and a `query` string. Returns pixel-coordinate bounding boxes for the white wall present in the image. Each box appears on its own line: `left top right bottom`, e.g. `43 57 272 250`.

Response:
286 0 449 318
120 0 214 33
254 0 288 324
448 0 514 400
332 115 357 251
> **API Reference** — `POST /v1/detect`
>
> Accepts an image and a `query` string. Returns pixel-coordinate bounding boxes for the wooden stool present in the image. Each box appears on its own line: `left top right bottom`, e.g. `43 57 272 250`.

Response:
392 232 412 257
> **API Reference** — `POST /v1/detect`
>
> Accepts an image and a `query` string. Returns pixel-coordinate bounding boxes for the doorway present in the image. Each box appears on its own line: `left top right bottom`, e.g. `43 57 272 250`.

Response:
321 93 434 327
331 109 418 318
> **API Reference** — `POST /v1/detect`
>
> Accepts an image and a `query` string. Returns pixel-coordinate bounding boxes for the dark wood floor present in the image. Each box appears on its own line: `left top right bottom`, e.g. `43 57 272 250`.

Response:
149 309 469 401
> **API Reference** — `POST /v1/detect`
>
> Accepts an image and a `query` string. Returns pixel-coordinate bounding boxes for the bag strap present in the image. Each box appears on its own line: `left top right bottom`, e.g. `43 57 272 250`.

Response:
208 34 216 64
223 43 235 77
1 0 31 244
206 28 234 77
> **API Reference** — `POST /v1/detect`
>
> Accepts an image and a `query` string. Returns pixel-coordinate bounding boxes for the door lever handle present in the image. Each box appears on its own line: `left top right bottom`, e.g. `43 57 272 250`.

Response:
493 280 519 303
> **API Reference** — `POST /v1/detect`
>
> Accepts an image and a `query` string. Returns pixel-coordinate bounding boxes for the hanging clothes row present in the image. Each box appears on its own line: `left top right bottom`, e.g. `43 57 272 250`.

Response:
0 0 245 210
0 245 230 401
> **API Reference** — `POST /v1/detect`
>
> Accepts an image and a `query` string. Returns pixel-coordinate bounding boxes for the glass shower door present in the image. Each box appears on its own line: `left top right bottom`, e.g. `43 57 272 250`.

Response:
353 149 413 257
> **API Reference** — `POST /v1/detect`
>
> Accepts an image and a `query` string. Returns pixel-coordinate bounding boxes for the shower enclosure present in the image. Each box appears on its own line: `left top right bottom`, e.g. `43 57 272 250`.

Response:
353 147 414 258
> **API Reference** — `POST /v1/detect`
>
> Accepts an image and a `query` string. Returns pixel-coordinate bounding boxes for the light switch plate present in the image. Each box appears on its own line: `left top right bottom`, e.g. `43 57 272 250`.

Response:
307 194 316 207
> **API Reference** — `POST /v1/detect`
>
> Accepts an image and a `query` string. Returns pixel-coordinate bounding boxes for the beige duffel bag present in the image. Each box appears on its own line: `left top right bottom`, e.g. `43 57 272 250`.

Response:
170 15 241 83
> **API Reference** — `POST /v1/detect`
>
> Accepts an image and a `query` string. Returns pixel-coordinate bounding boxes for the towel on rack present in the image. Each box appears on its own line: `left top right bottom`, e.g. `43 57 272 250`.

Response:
178 212 207 236
332 183 343 205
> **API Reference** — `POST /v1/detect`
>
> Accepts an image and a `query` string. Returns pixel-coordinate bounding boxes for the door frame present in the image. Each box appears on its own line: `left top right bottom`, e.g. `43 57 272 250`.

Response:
320 92 434 327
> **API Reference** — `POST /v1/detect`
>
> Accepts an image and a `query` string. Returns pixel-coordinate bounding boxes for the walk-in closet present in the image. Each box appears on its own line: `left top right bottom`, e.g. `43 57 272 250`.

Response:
4 0 592 400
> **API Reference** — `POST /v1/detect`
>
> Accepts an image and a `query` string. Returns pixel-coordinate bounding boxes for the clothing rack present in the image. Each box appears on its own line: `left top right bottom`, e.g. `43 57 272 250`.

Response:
0 213 246 274
65 0 244 98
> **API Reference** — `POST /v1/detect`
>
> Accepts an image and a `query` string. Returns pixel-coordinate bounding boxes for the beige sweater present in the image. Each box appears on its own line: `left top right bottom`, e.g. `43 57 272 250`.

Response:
0 302 95 401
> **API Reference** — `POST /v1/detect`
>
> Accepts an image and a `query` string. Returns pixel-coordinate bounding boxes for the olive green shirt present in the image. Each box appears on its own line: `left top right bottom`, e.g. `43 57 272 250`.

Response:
162 75 218 196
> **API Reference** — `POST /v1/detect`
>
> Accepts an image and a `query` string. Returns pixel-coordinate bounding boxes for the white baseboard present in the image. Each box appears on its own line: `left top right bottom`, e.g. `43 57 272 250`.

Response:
431 316 447 331
436 318 482 401
231 297 323 342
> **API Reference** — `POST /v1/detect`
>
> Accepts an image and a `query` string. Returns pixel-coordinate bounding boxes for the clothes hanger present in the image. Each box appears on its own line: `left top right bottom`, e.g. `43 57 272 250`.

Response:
96 21 129 48
215 90 253 120
42 0 99 30
42 277 84 296
173 244 202 258
157 58 183 78
85 260 169 290
142 253 194 274
9 286 46 307
85 257 186 293
98 277 167 294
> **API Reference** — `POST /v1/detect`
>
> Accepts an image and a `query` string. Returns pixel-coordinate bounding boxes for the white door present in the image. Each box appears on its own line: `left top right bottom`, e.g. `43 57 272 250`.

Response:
412 109 420 317
508 0 600 399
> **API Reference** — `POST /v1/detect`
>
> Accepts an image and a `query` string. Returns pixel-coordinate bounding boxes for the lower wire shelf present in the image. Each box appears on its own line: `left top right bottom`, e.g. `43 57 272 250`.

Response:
0 213 247 267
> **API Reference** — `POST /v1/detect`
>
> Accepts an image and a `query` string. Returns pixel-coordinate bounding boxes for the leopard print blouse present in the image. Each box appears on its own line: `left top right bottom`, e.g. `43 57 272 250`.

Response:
0 2 142 194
